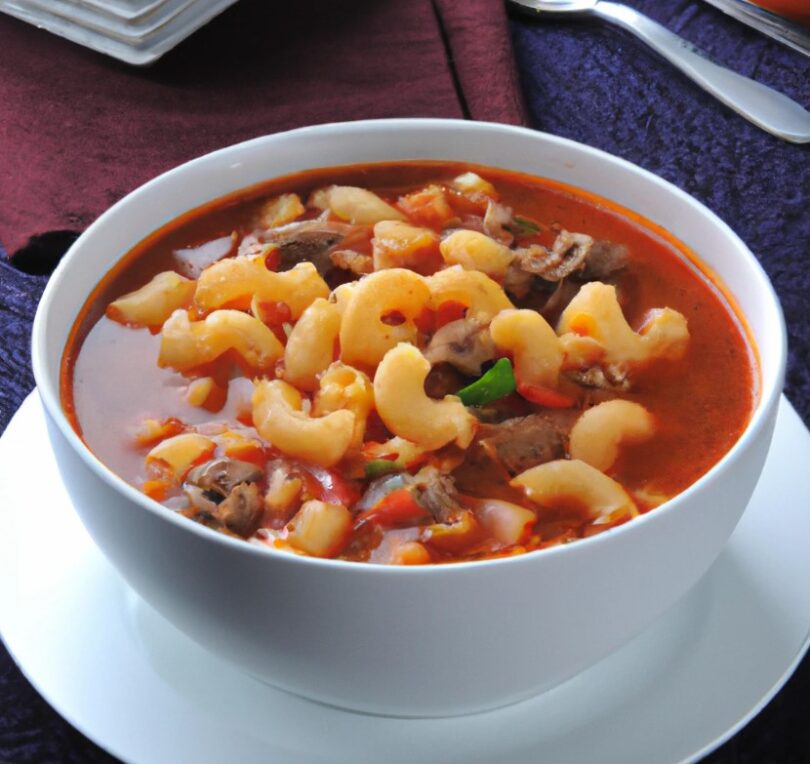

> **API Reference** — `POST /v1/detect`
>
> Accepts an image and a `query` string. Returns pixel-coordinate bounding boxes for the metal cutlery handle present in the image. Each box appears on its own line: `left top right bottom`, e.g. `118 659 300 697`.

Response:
595 1 810 143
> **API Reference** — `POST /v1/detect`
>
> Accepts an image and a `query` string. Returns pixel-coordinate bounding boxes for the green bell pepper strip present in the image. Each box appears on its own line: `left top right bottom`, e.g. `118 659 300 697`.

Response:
364 459 405 479
456 357 517 407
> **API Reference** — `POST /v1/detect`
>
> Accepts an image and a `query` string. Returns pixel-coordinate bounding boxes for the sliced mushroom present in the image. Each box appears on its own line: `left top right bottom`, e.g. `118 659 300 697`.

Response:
215 482 264 537
424 319 496 377
186 458 263 497
184 458 265 538
262 220 363 277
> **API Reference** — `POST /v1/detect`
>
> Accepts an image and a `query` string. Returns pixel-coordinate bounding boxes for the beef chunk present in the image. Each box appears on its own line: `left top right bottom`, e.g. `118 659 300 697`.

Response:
580 240 628 280
412 466 463 523
467 414 568 478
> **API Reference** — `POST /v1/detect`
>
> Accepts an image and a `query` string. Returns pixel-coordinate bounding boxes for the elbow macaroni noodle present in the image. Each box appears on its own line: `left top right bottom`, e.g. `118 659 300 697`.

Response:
339 268 431 368
558 282 689 365
374 343 476 450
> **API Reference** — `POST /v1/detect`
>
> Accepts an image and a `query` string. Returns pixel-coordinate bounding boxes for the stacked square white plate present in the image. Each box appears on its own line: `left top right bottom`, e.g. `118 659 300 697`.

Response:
0 0 240 65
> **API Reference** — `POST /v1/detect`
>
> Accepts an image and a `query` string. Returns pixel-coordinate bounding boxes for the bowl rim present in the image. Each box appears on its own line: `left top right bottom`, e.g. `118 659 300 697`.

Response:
31 117 788 575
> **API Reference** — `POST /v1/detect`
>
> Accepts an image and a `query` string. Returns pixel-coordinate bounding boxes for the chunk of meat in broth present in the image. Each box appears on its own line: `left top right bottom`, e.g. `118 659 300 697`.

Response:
183 458 265 537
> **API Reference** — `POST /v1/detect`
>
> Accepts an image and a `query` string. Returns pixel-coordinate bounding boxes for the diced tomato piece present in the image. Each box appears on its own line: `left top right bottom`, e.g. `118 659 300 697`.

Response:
397 186 457 231
223 440 267 468
142 478 170 501
413 306 435 334
305 465 363 507
364 412 393 443
133 417 185 448
423 510 483 554
445 189 488 218
354 489 431 529
435 300 468 329
256 300 292 326
264 247 281 272
516 382 576 408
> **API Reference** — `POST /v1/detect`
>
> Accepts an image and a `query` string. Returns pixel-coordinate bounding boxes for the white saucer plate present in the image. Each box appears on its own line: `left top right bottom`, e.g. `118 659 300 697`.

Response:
1 392 809 764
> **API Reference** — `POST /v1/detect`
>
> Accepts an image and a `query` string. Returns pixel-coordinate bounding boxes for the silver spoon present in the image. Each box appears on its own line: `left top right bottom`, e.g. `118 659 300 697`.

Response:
508 0 810 144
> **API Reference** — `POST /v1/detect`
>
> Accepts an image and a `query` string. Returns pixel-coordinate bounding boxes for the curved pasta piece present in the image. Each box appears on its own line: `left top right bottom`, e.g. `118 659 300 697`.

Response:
146 433 216 484
252 379 355 467
330 281 359 316
283 298 341 391
256 193 305 229
339 269 431 368
285 500 353 558
451 172 497 198
372 220 439 271
158 309 284 374
313 362 374 447
374 343 476 450
569 400 656 472
194 258 329 320
489 309 563 388
557 282 689 365
510 459 638 524
426 265 513 322
309 185 406 224
106 271 196 329
439 230 513 278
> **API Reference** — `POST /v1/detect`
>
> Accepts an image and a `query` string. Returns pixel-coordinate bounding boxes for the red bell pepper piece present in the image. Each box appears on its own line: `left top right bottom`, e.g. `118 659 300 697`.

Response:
354 489 430 529
516 381 575 408
304 465 362 507
434 300 468 329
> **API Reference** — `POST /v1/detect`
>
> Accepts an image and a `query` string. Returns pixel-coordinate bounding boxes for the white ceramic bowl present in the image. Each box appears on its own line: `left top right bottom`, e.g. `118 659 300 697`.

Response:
31 119 786 717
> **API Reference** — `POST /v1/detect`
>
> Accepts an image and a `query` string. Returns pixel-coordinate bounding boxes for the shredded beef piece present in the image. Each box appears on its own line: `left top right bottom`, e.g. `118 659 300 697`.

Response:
511 243 553 275
510 232 625 287
580 240 628 280
466 414 568 478
412 466 462 523
424 319 496 377
544 231 594 280
567 364 630 392
511 230 592 282
538 279 582 323
503 261 534 299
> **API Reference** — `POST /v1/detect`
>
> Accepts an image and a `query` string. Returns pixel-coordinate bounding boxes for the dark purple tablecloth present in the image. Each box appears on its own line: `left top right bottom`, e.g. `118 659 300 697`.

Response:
1 0 808 761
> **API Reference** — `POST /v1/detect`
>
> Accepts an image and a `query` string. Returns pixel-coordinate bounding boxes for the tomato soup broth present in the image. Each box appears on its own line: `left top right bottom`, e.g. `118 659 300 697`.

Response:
62 162 757 564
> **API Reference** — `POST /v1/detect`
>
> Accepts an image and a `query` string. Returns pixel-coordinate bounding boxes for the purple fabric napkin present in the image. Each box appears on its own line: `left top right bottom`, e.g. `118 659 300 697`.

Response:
1 0 809 761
